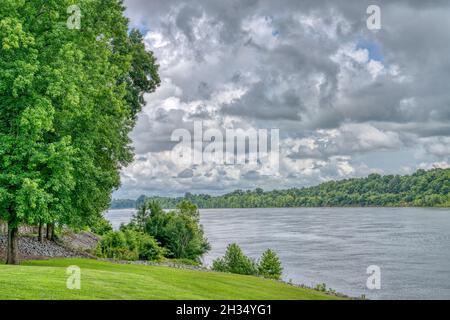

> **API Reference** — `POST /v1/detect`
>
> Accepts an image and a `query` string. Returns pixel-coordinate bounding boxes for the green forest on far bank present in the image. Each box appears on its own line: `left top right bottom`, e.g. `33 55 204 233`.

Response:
111 168 450 209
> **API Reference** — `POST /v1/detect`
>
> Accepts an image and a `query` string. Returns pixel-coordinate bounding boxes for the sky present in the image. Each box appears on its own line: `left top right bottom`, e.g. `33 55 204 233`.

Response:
115 0 450 198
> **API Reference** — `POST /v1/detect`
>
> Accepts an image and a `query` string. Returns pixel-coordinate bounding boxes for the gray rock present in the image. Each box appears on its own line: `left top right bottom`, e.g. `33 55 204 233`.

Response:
0 235 86 259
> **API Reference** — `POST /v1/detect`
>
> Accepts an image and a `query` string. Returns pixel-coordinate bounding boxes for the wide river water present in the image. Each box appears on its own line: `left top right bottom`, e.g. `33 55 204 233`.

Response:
105 207 450 299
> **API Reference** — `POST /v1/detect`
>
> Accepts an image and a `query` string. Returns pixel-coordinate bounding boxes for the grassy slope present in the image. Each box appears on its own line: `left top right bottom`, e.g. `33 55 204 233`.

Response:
0 258 340 300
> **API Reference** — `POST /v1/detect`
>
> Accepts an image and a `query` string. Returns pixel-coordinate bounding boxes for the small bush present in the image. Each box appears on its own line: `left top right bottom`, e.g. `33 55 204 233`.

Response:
138 234 165 261
315 283 327 292
96 231 137 260
96 230 163 261
212 243 257 276
213 244 284 280
257 249 283 280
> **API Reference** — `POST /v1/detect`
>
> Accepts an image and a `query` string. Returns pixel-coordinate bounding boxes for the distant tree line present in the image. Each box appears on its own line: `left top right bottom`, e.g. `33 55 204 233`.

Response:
112 169 450 209
110 199 137 209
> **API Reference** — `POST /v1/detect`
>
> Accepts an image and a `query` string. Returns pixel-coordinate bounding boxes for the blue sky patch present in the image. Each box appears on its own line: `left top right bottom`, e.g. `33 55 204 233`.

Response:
357 39 384 62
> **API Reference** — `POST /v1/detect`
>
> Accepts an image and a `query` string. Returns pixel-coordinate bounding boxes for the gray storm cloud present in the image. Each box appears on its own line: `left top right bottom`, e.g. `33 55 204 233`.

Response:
115 0 450 198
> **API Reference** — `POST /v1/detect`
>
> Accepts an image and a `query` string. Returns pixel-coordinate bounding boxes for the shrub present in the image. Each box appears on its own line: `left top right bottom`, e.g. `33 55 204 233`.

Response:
212 243 257 275
315 283 327 292
90 215 113 236
164 213 210 260
123 229 139 252
257 249 283 280
96 230 163 261
212 245 284 279
96 231 137 260
138 234 164 261
144 201 210 262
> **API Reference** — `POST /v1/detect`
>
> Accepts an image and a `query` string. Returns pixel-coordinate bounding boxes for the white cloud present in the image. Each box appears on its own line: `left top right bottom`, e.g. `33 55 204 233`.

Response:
114 0 450 198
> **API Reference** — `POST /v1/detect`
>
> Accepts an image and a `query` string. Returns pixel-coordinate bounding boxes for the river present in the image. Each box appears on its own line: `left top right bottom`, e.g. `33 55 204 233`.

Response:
105 207 450 299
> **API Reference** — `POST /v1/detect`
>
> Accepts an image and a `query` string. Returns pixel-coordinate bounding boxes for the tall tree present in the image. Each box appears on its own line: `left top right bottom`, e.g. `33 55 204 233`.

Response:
0 0 159 264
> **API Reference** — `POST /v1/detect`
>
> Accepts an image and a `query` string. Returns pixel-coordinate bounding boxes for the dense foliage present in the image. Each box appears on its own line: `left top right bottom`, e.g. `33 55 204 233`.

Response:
89 216 113 236
0 0 159 263
99 200 210 262
212 243 258 276
143 200 210 261
258 249 283 280
110 199 137 209
96 228 164 261
122 169 450 209
212 244 283 280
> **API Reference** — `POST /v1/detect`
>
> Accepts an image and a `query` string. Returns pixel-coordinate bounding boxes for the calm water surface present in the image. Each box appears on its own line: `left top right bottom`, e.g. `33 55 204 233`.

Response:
105 207 450 299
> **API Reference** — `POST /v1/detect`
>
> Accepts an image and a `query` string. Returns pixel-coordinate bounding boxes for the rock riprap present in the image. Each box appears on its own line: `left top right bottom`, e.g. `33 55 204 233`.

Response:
0 236 82 259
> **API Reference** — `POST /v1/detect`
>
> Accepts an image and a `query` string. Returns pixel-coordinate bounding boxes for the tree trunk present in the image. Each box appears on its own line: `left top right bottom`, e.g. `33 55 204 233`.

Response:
6 223 18 265
38 222 44 242
46 223 55 241
46 223 51 240
50 223 55 241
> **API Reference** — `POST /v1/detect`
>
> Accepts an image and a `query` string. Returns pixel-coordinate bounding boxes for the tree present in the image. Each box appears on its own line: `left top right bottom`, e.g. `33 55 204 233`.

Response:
212 243 257 275
258 249 283 280
164 213 210 260
0 1 76 263
0 0 159 264
132 200 164 231
144 201 210 261
176 200 200 220
90 215 113 236
132 203 150 231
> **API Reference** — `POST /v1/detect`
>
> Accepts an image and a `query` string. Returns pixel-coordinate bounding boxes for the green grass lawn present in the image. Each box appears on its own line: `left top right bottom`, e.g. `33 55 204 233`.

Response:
0 258 341 300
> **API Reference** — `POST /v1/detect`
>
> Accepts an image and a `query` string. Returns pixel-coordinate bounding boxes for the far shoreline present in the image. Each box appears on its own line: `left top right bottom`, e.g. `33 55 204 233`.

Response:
109 205 449 210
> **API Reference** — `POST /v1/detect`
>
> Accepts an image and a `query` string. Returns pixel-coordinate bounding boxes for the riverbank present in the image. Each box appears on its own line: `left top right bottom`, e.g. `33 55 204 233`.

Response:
0 233 350 299
0 258 345 300
0 236 85 261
